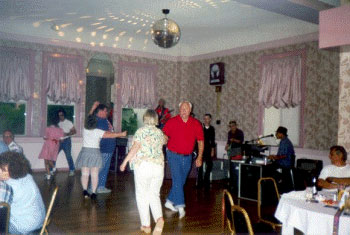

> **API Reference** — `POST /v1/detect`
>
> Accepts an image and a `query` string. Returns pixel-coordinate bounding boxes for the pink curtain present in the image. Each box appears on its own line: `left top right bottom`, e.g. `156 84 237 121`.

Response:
120 64 156 108
43 54 84 104
0 49 32 101
259 55 302 108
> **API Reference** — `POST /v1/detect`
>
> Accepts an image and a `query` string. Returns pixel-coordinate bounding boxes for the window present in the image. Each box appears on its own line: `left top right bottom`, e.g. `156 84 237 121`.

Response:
263 106 300 146
259 49 306 147
0 102 26 135
121 108 147 135
47 102 75 126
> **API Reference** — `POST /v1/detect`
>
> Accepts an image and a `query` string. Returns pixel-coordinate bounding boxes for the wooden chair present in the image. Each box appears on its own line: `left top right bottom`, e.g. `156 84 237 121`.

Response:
222 189 254 235
40 186 58 235
257 177 282 231
0 202 10 235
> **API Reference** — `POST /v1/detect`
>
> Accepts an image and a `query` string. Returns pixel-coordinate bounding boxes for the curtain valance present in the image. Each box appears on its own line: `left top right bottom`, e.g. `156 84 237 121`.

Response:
0 48 34 102
259 55 302 108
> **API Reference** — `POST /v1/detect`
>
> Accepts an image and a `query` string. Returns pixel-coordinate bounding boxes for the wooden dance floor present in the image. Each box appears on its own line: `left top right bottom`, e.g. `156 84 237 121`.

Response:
34 170 274 234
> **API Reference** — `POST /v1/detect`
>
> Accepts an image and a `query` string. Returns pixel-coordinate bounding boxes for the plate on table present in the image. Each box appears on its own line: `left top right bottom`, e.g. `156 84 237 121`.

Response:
322 199 338 208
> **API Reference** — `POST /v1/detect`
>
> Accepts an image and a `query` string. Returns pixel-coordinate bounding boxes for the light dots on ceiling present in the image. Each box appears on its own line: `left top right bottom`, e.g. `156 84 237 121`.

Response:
44 6 215 51
97 25 107 30
105 28 114 32
33 22 40 27
60 23 72 28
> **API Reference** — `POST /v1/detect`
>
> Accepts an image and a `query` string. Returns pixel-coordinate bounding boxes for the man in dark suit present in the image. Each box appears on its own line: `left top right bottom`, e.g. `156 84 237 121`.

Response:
197 113 215 189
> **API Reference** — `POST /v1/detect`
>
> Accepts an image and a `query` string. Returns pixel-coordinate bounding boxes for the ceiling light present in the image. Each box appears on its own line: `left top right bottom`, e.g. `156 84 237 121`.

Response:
51 23 60 32
151 9 181 49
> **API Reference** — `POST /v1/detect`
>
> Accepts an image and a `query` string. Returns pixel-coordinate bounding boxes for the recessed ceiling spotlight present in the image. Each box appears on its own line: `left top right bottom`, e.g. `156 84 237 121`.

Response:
51 23 60 32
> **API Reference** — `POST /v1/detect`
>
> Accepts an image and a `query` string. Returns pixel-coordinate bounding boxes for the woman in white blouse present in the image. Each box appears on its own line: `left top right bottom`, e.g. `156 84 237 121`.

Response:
76 114 126 199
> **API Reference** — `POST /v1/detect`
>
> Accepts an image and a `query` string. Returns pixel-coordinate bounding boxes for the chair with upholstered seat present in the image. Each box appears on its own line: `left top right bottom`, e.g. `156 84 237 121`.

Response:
0 202 10 235
257 177 282 231
39 186 58 235
222 189 254 235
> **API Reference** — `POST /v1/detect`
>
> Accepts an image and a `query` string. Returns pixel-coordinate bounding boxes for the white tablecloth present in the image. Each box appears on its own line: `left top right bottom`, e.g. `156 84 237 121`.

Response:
275 191 350 235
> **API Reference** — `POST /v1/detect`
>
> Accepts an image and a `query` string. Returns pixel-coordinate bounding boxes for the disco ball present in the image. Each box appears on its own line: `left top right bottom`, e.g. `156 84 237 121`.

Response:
151 9 181 49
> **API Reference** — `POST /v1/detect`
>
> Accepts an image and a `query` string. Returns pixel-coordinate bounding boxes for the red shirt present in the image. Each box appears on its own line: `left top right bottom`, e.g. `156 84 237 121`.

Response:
163 115 204 155
155 107 171 125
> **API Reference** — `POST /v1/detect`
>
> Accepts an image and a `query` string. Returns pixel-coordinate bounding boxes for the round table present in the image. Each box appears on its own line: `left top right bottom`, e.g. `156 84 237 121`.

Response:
275 191 350 235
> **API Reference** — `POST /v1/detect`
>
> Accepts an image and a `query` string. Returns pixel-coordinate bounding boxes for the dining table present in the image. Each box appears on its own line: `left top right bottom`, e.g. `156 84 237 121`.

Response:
275 190 350 235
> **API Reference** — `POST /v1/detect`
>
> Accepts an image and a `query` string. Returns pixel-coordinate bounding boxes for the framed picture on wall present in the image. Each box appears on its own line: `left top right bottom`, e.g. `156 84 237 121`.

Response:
209 62 225 85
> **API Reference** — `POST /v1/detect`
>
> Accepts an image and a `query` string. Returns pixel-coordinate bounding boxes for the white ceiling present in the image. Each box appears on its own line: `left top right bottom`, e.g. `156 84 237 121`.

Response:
0 0 339 58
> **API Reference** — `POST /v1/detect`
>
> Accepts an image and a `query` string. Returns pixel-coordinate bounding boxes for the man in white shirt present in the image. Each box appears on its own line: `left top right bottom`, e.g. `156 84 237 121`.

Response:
57 109 76 176
317 145 350 190
2 130 23 154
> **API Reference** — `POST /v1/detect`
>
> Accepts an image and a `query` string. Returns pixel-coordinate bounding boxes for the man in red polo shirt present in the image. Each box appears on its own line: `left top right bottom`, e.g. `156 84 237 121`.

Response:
163 101 204 219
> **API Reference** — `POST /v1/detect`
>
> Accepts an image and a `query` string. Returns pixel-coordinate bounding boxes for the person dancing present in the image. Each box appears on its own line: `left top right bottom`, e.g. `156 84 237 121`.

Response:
38 118 64 180
120 109 166 235
76 111 127 200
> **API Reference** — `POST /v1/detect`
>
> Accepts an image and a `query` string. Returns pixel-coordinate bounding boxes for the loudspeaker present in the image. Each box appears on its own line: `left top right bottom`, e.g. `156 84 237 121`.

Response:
239 164 273 201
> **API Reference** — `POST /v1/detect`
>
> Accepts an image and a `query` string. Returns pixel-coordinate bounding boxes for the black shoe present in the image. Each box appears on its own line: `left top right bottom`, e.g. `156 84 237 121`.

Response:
83 190 89 198
90 193 97 200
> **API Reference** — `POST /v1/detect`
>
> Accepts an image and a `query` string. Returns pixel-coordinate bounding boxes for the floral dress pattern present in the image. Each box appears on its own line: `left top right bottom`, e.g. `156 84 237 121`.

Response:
130 125 166 170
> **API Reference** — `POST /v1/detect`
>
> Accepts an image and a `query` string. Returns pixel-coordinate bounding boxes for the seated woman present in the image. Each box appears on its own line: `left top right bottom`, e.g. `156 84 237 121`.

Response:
0 151 46 234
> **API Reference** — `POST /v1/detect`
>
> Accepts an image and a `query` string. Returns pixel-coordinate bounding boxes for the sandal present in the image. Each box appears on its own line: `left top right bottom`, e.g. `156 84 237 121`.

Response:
140 226 151 234
152 218 164 235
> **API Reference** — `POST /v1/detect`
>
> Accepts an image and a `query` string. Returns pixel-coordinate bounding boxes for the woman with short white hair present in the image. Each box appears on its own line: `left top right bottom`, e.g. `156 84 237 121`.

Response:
120 109 166 235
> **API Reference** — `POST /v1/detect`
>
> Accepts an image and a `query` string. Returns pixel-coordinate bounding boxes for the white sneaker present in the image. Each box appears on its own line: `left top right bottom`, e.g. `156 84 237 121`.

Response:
45 174 51 180
165 201 178 212
50 167 57 175
179 207 186 219
97 187 112 194
69 170 75 176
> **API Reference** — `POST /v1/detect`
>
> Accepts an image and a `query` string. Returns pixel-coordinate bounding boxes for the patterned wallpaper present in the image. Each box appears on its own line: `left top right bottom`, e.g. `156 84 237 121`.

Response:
0 39 340 150
186 42 339 150
338 45 350 151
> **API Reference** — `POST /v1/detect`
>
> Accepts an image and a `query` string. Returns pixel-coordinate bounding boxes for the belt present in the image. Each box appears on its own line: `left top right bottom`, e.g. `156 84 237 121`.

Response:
168 150 192 157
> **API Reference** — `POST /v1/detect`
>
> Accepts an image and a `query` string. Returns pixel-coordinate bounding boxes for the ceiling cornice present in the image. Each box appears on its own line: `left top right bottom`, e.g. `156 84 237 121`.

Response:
0 31 319 62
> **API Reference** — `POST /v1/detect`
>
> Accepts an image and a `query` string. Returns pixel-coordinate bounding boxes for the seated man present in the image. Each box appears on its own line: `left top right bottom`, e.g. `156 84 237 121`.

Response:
268 126 295 168
317 145 350 190
268 126 295 193
0 151 45 234
3 130 23 154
